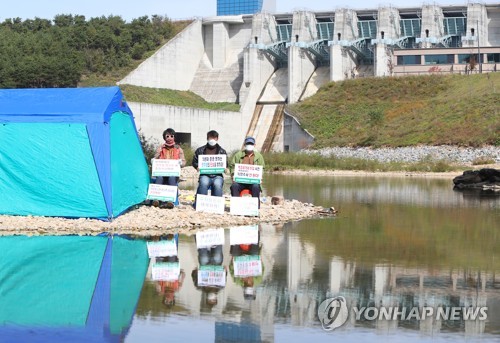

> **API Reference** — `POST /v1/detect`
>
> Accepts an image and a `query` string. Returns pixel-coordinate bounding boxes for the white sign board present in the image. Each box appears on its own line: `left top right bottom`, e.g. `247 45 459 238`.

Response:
229 225 259 245
147 240 177 258
196 194 225 215
233 164 263 184
146 184 177 202
199 155 226 175
233 255 262 277
152 159 181 177
230 197 259 217
152 262 181 281
196 228 225 248
198 265 226 287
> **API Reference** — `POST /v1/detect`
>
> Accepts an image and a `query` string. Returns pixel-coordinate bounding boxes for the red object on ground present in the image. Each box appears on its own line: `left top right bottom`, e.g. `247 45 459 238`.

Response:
240 189 251 196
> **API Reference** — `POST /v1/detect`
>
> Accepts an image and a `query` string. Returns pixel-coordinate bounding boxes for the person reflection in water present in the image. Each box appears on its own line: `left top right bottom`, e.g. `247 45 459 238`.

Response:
192 240 226 309
229 228 263 301
154 234 185 308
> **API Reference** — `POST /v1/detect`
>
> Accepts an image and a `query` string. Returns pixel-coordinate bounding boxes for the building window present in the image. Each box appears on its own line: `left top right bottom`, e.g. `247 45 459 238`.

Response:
458 54 484 64
424 54 454 65
397 55 422 65
486 53 500 63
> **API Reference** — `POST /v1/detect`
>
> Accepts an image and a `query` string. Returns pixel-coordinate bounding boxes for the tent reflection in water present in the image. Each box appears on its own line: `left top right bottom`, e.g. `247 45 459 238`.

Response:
0 87 150 220
0 235 149 342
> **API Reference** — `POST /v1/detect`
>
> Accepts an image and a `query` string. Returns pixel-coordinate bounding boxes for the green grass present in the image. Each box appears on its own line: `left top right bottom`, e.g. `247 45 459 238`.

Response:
262 152 466 173
289 73 500 148
120 85 240 112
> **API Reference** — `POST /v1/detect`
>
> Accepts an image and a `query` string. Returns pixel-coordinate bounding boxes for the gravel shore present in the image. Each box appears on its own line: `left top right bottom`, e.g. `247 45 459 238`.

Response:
311 145 500 164
0 190 332 237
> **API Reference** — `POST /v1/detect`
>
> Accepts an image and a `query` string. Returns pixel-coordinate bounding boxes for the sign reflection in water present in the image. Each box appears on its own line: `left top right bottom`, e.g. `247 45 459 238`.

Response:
132 175 500 342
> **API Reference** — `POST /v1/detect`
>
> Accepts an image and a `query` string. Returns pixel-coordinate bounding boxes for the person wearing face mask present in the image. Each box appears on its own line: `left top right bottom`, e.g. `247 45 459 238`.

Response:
192 130 228 197
229 137 265 203
152 128 186 208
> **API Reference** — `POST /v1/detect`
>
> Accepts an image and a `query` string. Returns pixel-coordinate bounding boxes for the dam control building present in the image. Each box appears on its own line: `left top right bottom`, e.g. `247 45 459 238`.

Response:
119 2 500 152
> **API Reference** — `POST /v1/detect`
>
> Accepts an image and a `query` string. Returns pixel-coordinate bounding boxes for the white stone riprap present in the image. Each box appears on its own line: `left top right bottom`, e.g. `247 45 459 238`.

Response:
0 190 330 237
311 145 500 164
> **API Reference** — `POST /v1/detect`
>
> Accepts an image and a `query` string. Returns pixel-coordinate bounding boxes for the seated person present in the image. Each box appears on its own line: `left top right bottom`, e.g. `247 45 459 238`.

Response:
229 136 265 204
152 128 186 208
192 130 227 197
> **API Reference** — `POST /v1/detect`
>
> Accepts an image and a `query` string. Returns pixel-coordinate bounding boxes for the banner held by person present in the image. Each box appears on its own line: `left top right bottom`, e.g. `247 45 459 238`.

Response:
152 159 181 177
233 164 263 184
199 155 226 175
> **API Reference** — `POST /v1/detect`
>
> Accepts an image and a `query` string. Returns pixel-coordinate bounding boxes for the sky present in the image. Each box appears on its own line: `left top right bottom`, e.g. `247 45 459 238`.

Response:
1 0 498 22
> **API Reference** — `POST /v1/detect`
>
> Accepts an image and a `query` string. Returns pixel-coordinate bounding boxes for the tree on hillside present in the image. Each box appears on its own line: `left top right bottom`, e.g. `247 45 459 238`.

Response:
0 14 178 88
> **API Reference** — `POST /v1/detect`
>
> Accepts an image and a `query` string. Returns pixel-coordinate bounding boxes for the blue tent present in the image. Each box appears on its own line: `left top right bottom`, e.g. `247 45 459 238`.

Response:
0 87 149 220
0 235 149 343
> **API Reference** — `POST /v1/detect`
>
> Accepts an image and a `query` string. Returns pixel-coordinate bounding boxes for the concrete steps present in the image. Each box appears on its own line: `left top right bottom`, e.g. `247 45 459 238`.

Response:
189 55 243 103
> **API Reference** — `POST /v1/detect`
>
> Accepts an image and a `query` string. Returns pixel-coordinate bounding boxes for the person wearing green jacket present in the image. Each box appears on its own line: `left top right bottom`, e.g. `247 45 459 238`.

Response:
229 136 265 203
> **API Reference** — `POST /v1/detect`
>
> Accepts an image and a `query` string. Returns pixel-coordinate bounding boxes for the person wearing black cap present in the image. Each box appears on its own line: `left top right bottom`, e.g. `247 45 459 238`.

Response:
228 136 265 203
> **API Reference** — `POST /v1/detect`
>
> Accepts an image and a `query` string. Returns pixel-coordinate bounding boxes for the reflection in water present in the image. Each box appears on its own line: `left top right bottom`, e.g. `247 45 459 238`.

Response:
1 176 499 342
0 235 148 343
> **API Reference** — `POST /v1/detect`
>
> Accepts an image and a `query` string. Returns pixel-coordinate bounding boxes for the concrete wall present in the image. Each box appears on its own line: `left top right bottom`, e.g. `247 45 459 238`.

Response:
288 11 318 104
334 9 359 41
283 112 314 152
189 18 251 103
330 44 358 81
129 102 247 151
377 7 401 40
374 43 392 77
420 5 445 48
487 6 500 46
119 20 204 90
466 3 488 48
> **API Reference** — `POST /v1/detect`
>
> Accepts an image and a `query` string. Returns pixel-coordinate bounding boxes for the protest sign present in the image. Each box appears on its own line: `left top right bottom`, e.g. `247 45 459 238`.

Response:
198 265 226 287
196 194 225 214
152 262 181 281
199 155 226 175
233 255 262 277
196 228 225 248
146 184 178 202
147 239 177 258
233 164 263 184
229 225 259 245
230 196 259 217
152 159 181 177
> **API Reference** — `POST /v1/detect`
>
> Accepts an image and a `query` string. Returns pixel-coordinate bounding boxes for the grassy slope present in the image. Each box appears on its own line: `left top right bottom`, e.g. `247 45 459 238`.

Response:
120 85 240 112
289 73 500 148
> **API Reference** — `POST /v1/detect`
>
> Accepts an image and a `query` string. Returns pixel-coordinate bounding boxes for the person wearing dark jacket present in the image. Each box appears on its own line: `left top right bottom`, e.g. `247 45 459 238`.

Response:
192 130 227 197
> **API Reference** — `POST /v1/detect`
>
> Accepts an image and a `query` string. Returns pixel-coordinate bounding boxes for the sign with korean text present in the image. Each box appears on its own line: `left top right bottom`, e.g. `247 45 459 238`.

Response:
196 228 225 248
198 265 226 287
147 239 177 258
233 164 263 184
196 194 225 215
230 197 259 217
233 255 262 277
152 262 181 281
229 225 259 245
146 184 177 202
199 155 226 175
152 158 181 177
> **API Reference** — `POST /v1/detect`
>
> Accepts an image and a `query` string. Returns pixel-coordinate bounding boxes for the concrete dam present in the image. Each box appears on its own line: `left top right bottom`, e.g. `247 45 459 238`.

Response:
119 3 500 151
